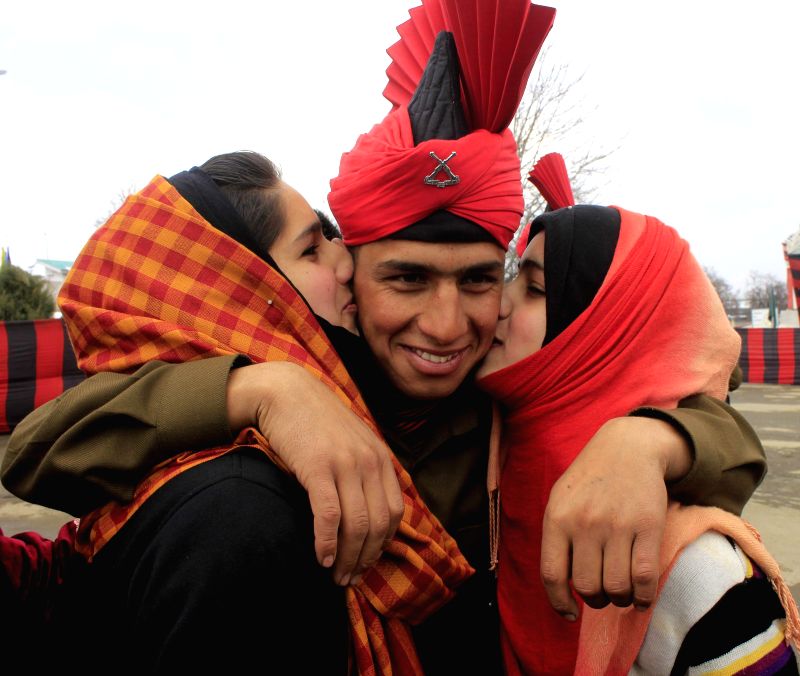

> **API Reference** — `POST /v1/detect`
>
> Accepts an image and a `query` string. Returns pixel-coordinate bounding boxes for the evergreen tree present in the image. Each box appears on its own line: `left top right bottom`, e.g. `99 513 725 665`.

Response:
0 264 56 320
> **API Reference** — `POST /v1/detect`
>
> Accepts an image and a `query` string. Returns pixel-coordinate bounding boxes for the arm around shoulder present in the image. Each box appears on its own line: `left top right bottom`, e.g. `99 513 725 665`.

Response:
632 394 767 516
1 355 244 515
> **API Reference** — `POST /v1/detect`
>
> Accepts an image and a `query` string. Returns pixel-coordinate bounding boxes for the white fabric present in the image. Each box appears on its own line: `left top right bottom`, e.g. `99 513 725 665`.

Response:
630 532 748 675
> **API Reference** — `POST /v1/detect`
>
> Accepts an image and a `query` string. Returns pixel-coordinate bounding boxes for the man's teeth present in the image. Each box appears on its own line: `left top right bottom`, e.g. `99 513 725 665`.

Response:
412 348 458 364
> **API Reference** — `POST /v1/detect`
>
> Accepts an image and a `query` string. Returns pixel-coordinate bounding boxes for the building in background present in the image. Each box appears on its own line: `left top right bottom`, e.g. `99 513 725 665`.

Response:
29 259 72 307
785 227 800 317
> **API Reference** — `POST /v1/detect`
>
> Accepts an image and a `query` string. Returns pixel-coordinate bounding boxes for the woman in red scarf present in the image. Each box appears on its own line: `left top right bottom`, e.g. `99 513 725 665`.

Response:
478 204 799 674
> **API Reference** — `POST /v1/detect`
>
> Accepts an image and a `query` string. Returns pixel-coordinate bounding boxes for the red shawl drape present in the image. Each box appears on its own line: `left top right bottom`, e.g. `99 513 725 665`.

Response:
479 207 740 674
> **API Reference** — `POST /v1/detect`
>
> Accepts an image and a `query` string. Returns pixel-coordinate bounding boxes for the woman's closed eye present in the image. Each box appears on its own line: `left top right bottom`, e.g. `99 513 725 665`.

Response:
527 283 545 296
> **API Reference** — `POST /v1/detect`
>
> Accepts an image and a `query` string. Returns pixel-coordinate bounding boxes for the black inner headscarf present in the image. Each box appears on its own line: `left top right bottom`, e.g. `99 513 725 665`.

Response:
168 168 267 260
527 205 621 346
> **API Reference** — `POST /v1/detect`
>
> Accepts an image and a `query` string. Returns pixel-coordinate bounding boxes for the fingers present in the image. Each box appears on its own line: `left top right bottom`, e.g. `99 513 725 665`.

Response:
601 535 633 608
306 470 341 568
541 516 579 620
330 468 370 585
630 519 662 611
247 364 402 584
345 448 405 585
551 516 663 613
570 535 609 610
306 450 401 586
350 455 392 582
381 454 405 544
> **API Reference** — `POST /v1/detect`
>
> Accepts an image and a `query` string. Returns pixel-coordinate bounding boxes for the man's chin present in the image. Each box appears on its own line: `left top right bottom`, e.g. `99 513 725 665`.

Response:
389 371 469 401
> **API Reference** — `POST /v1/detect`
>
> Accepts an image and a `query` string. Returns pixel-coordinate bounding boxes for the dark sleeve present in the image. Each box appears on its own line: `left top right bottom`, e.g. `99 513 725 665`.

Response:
1 355 246 515
631 394 767 516
83 451 348 674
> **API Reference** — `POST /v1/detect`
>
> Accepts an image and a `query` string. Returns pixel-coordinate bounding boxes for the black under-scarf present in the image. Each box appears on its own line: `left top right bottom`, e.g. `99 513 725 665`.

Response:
527 205 621 346
169 167 266 260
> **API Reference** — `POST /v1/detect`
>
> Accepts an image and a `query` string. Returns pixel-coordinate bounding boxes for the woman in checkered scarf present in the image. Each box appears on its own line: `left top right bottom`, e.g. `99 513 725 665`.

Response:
51 149 472 674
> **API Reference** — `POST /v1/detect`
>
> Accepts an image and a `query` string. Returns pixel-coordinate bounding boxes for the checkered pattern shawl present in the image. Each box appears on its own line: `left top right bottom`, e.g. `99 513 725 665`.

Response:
59 175 473 675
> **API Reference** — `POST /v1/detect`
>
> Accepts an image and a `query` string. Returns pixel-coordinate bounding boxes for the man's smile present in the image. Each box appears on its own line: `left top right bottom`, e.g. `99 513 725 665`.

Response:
401 345 468 375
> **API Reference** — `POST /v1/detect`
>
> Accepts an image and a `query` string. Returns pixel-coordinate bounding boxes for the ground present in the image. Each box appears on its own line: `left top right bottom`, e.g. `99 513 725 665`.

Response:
731 383 800 603
1 382 799 604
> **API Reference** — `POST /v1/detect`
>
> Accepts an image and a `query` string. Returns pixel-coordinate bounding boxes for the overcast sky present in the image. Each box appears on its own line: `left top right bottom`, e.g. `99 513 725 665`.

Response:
2 0 798 291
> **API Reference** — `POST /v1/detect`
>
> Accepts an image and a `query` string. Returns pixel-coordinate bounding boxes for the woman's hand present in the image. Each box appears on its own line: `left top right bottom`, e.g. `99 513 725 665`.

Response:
226 361 405 586
540 416 691 619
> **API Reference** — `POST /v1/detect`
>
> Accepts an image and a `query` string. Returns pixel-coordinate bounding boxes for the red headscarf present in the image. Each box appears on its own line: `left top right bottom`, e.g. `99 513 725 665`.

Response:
328 0 556 248
479 205 740 674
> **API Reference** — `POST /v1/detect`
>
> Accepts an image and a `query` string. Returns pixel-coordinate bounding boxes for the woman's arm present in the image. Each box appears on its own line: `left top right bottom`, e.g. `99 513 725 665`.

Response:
632 394 766 515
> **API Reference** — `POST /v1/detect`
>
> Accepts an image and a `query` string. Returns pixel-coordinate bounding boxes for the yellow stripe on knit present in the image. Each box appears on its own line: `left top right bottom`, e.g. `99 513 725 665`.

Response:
689 619 786 675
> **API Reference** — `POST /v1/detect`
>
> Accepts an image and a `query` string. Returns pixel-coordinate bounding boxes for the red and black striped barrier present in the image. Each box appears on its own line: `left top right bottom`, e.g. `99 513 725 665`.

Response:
1 321 796 434
737 328 800 385
0 319 84 433
788 253 800 313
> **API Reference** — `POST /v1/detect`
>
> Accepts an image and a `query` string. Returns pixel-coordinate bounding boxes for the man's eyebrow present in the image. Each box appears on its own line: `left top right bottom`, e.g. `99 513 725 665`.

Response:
376 260 436 274
292 221 322 243
463 261 504 275
376 260 504 276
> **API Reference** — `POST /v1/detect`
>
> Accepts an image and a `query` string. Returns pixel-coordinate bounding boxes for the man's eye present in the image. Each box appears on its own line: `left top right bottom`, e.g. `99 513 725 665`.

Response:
393 274 425 284
462 274 499 288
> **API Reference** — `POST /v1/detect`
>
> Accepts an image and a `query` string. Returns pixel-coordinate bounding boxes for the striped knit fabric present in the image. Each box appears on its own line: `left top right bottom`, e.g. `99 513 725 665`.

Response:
687 620 795 675
634 532 797 674
59 175 473 676
575 504 800 675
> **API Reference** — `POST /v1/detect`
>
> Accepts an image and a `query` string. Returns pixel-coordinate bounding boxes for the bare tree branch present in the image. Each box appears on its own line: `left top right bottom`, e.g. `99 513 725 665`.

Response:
506 48 618 277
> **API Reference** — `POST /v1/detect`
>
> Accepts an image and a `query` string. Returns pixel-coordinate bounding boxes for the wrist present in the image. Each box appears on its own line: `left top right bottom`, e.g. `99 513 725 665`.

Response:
601 416 691 481
645 417 692 482
226 361 311 433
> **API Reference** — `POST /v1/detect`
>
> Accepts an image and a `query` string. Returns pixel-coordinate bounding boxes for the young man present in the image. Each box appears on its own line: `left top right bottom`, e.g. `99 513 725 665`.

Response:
2 2 765 673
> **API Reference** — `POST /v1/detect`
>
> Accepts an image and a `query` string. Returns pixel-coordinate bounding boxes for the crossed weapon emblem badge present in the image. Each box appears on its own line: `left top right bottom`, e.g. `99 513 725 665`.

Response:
423 151 461 188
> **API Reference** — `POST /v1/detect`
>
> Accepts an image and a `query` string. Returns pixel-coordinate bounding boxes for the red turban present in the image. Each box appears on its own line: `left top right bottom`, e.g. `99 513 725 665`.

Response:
329 108 523 248
328 0 556 249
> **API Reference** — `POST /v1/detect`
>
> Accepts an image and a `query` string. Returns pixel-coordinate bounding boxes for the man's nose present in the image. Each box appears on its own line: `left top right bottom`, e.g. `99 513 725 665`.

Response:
416 283 469 344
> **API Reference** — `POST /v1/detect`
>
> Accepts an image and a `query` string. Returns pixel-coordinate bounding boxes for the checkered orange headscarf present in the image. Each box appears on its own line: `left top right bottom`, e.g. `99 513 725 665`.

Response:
59 175 473 675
